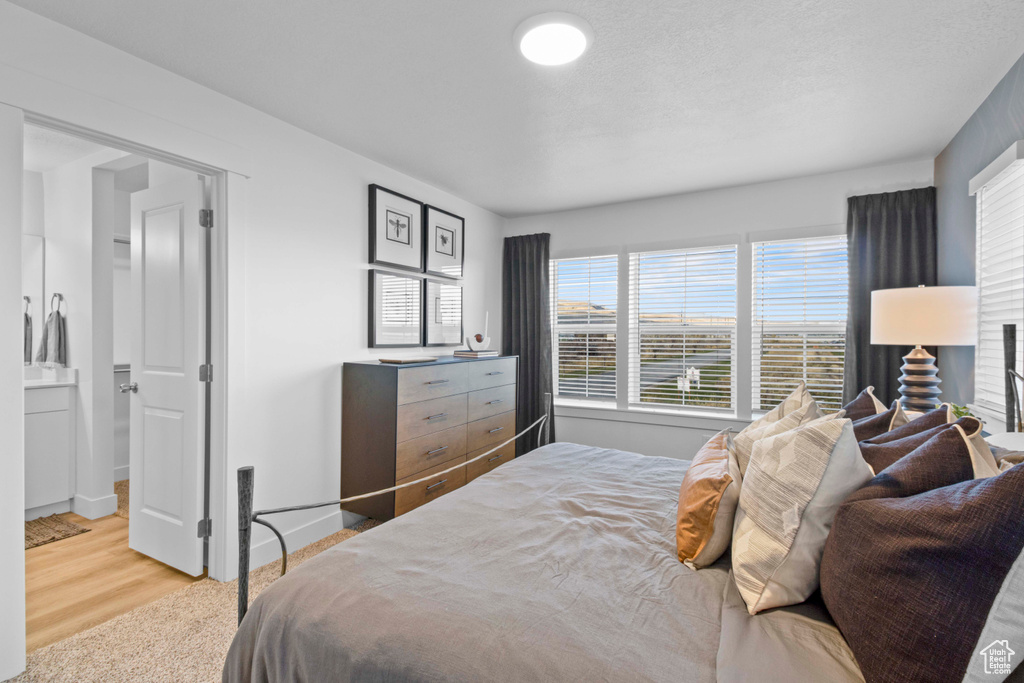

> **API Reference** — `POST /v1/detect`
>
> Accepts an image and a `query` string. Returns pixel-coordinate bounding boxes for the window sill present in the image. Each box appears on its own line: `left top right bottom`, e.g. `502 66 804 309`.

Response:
968 403 1009 434
554 401 751 430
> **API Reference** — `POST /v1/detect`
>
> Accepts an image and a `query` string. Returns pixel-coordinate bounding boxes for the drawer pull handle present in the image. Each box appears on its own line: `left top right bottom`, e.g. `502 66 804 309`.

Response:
487 454 503 463
487 399 504 405
426 479 448 492
426 412 449 421
486 371 503 376
426 446 449 456
426 379 450 385
488 427 504 434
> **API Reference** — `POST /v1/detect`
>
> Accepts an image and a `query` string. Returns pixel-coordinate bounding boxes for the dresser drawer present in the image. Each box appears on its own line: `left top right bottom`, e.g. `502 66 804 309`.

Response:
466 442 514 482
465 357 517 392
467 384 516 422
466 410 517 452
397 394 468 442
394 454 467 516
396 424 467 481
397 363 469 406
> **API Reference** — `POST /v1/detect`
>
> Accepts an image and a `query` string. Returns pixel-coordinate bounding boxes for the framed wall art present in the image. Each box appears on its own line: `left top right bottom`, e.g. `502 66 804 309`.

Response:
369 269 423 347
423 278 463 346
370 184 423 272
423 205 465 279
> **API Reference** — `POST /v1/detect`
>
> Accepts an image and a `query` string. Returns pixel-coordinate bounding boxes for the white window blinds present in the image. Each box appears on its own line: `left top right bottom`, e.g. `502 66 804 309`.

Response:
551 255 618 401
751 235 848 412
975 159 1024 415
628 246 737 412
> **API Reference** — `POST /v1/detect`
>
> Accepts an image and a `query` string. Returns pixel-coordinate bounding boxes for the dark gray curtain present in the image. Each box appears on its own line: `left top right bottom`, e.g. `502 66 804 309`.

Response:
502 233 555 455
843 187 937 406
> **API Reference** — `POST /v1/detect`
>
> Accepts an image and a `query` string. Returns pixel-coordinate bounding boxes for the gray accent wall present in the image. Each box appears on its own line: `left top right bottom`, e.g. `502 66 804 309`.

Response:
934 51 1024 405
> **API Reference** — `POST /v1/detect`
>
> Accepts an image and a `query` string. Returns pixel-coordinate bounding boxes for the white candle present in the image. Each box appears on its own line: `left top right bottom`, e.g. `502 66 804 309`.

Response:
484 311 489 339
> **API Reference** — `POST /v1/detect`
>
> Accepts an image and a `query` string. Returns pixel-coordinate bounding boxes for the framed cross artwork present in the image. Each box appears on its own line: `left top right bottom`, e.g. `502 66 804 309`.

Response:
423 278 463 346
369 270 423 347
423 205 465 279
369 184 423 272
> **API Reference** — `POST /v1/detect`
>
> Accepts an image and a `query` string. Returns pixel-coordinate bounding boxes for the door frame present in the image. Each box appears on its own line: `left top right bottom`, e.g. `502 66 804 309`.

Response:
21 111 236 581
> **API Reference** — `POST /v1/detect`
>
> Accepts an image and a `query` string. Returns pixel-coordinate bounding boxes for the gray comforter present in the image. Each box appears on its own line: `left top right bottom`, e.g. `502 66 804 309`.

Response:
224 443 861 682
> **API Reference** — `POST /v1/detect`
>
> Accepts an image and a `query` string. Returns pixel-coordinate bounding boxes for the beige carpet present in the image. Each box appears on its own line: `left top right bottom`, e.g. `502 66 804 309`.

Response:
14 519 382 682
25 515 90 550
113 480 129 520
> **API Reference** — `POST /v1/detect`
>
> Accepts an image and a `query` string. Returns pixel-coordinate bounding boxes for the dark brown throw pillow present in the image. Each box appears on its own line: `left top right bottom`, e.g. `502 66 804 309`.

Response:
841 386 883 421
858 416 981 474
821 431 1024 683
860 404 953 445
850 401 906 442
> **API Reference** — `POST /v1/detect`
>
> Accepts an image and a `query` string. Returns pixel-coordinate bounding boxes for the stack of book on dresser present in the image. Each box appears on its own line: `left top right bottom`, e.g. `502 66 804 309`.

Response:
454 349 498 358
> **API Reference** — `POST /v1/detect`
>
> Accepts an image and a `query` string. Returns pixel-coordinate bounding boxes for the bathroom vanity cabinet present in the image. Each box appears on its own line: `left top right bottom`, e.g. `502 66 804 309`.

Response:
25 384 76 518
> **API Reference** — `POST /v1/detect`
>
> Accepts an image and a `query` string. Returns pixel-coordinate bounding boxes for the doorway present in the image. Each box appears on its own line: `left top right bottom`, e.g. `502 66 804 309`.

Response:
18 120 223 650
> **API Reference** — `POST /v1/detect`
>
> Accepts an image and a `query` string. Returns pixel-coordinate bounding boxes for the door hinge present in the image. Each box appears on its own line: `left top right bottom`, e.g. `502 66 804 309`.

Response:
199 364 213 382
199 209 213 228
197 518 212 538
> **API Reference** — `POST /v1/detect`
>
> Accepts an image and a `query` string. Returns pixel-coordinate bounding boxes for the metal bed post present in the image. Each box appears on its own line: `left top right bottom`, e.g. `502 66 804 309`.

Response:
1005 324 1017 432
544 392 552 446
238 466 254 626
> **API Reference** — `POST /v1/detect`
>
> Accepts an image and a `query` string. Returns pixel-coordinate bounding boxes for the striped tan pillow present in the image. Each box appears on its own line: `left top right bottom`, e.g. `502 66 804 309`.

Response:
732 414 874 614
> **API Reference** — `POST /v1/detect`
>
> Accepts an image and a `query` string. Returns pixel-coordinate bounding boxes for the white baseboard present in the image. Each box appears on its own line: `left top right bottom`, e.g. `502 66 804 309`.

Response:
26 499 72 520
113 465 129 482
249 509 363 570
73 492 118 519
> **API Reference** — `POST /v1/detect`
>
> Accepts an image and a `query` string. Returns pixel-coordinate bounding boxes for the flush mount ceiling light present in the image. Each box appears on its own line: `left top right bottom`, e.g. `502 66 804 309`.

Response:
514 12 593 66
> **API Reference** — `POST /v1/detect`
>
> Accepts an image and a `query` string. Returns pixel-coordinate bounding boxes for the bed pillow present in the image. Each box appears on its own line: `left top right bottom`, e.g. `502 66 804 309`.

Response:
676 430 741 569
851 400 910 442
860 403 952 445
821 432 1024 683
731 415 873 614
858 416 981 474
841 386 886 421
731 382 822 474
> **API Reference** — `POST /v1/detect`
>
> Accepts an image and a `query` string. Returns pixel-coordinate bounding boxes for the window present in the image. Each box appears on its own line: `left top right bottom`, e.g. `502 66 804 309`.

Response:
551 255 617 401
752 235 848 412
974 159 1024 416
628 246 737 412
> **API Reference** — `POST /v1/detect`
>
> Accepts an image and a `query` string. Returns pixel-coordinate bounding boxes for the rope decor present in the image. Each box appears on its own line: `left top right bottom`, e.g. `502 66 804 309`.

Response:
236 393 552 625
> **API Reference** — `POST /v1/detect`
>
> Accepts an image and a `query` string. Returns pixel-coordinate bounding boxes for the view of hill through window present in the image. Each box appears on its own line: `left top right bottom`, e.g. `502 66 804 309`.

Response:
551 235 848 414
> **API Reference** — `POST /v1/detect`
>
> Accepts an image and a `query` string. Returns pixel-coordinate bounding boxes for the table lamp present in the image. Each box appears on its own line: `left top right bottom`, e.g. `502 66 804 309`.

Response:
870 285 978 411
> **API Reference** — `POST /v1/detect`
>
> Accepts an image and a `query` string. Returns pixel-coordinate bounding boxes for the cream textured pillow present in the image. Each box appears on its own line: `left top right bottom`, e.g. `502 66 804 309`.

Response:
676 431 742 569
732 414 874 615
732 382 823 475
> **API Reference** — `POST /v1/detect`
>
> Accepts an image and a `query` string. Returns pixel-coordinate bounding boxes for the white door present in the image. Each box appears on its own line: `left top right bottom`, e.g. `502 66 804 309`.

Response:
128 177 206 576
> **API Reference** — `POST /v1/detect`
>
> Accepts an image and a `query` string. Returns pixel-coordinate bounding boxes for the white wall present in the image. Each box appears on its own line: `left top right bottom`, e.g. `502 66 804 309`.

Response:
22 171 43 236
41 148 128 520
22 171 44 355
0 5 506 640
506 159 935 459
0 102 27 683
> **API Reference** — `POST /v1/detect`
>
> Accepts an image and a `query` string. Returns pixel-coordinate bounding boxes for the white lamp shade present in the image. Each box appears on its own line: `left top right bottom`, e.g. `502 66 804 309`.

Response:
870 286 978 346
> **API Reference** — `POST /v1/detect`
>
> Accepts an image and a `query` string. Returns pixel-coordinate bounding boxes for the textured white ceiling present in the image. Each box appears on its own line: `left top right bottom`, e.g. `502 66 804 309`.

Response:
23 123 106 173
11 0 1024 216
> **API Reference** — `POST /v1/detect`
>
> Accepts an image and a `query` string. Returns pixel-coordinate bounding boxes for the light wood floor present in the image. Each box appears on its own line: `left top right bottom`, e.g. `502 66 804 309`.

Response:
25 512 204 652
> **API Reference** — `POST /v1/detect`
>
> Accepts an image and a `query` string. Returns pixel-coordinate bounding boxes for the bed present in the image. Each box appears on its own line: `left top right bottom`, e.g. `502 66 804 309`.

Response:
223 443 861 682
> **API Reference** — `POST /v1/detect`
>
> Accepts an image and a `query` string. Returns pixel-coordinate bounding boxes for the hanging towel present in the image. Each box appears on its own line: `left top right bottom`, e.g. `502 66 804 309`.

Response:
35 310 67 368
24 312 32 365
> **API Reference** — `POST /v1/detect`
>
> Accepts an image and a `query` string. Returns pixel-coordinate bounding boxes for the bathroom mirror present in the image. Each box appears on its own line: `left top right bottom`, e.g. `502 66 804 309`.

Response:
22 235 44 363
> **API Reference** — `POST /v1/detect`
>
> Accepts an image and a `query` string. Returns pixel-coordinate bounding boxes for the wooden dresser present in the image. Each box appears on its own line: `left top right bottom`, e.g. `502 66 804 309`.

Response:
342 355 519 520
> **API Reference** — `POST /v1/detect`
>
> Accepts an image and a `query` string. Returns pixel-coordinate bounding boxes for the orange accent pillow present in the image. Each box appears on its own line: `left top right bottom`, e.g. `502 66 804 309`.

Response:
676 430 741 569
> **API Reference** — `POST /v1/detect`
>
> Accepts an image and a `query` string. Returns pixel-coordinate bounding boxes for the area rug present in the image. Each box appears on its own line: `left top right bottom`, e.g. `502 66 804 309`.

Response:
25 515 90 550
14 518 382 682
113 480 129 519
